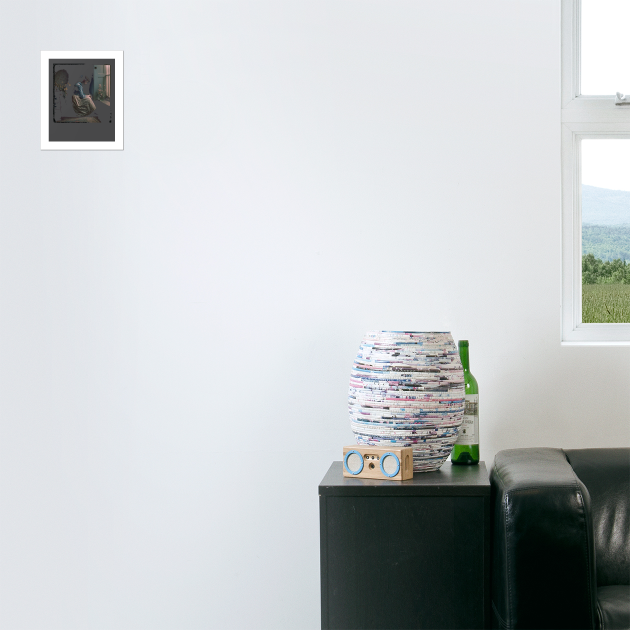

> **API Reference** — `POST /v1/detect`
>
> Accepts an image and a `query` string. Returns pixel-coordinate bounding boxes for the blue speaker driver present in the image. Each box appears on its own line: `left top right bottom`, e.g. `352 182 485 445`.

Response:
380 452 400 477
344 450 364 475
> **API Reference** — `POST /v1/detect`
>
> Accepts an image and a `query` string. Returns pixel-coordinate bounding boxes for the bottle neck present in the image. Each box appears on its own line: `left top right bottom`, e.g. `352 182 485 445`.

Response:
459 345 470 371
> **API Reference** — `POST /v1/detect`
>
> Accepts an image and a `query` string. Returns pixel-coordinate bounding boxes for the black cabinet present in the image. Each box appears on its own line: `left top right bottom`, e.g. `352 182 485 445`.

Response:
319 461 490 630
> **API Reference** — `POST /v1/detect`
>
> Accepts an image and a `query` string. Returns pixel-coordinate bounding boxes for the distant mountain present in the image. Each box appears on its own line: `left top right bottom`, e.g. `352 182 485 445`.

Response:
582 224 630 261
582 185 630 225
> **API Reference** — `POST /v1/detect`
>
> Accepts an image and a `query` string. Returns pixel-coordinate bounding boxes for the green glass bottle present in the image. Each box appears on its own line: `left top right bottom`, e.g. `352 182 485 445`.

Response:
451 340 479 465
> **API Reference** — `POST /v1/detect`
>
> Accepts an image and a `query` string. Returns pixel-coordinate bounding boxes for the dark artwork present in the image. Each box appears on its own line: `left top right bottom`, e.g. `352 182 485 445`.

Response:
49 59 115 142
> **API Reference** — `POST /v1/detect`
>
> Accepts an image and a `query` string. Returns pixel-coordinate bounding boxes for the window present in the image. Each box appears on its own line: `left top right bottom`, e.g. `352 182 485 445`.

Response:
561 0 630 344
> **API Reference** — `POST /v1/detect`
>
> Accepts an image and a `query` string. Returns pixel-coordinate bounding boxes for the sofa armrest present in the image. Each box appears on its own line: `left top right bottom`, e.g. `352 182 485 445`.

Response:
490 448 598 630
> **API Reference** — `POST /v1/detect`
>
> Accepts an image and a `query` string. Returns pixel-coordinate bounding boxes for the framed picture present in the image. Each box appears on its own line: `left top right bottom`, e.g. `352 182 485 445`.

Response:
41 50 123 150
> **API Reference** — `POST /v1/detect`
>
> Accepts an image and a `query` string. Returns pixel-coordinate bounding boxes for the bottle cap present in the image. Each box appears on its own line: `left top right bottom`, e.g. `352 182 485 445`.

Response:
458 340 469 347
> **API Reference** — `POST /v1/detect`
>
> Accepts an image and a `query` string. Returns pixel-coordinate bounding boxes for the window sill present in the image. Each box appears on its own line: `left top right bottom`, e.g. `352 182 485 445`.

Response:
562 323 630 345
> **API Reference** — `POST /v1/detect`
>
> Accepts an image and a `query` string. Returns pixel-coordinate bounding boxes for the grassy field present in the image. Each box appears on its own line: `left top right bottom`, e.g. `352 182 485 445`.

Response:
582 284 630 323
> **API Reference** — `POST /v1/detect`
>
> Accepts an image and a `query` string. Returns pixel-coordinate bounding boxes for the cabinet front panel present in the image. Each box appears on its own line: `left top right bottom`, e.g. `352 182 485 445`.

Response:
323 496 485 630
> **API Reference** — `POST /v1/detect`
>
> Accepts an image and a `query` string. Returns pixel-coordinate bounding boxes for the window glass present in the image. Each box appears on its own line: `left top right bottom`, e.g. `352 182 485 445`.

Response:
581 0 630 96
582 139 630 322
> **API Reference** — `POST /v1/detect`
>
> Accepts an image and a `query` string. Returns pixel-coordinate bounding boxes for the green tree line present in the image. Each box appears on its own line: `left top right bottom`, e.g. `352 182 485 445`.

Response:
583 253 630 284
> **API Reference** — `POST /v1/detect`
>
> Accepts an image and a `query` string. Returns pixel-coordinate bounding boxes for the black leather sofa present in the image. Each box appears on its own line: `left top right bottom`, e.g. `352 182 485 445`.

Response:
490 448 630 630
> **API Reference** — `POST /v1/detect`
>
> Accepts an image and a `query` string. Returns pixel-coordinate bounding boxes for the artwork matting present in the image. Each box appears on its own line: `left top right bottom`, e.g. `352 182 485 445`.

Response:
41 50 124 151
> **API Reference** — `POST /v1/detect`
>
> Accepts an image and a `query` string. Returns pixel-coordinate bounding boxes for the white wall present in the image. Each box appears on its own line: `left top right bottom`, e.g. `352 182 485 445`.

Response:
1 1 628 628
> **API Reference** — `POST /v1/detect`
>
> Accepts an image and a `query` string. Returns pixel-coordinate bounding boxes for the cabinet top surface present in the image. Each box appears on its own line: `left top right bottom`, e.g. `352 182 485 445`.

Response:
319 461 490 497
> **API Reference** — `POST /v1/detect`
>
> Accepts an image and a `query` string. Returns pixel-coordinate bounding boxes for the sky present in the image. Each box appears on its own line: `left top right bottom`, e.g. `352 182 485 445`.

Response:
581 0 630 96
580 1 630 193
582 139 630 193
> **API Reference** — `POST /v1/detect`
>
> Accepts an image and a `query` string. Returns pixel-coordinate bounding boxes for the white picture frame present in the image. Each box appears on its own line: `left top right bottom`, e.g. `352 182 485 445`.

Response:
41 50 124 151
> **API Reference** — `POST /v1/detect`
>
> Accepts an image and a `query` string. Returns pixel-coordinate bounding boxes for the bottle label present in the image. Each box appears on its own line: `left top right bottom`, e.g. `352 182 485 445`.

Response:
456 394 478 445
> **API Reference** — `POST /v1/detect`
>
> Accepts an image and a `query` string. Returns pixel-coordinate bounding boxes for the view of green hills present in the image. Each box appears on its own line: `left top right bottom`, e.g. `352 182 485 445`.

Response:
582 185 630 262
582 185 630 322
582 224 630 261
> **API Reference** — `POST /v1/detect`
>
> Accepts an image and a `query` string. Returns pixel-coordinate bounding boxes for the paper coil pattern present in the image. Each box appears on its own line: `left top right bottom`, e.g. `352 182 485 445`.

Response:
348 331 465 473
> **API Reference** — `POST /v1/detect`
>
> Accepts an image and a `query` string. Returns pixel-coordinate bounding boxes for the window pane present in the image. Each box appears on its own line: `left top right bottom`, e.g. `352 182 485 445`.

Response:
581 0 630 95
582 139 630 322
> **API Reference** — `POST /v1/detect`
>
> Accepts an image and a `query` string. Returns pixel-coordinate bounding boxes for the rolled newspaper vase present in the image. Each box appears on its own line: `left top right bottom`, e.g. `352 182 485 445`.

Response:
348 331 465 473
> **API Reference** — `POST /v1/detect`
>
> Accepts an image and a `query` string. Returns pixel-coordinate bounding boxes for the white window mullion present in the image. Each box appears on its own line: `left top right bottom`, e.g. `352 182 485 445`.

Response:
562 101 630 124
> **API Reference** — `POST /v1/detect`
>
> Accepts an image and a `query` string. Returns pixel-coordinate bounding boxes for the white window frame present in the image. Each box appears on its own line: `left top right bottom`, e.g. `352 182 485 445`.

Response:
561 0 630 344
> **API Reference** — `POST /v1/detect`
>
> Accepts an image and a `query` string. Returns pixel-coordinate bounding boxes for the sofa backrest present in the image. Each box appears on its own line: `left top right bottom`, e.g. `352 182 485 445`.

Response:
564 448 630 587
